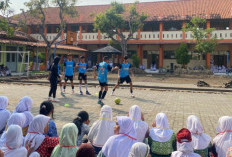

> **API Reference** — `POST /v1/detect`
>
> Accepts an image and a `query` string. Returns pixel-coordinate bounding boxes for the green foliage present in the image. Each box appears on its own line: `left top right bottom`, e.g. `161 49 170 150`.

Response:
183 17 217 55
131 54 140 68
109 39 122 51
175 43 190 68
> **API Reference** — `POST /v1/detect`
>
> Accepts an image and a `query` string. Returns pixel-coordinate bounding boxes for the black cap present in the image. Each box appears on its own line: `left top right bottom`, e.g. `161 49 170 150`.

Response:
124 56 129 60
103 56 109 61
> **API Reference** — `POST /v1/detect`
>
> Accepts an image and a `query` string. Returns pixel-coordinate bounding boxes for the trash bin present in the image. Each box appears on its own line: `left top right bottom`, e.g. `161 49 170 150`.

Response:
170 63 174 73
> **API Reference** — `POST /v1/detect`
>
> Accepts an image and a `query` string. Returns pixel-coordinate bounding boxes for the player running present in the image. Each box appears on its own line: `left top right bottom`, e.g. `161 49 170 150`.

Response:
63 53 76 94
94 56 117 106
111 56 134 97
76 56 91 95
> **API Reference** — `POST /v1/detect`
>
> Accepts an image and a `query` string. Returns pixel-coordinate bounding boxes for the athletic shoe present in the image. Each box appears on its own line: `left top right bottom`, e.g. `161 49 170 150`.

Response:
61 92 65 97
98 100 104 106
86 91 91 95
131 94 135 98
80 91 83 95
111 91 114 96
52 98 60 102
48 97 52 101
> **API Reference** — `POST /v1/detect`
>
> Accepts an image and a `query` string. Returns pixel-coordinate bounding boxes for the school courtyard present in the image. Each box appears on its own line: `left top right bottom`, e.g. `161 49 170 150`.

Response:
1 79 232 138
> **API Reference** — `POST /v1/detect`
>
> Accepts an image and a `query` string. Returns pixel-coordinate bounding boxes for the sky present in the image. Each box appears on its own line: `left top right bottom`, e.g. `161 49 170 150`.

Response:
9 0 168 15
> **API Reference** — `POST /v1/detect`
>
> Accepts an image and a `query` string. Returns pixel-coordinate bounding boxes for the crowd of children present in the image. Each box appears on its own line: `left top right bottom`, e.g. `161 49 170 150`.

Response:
0 96 232 157
0 65 11 77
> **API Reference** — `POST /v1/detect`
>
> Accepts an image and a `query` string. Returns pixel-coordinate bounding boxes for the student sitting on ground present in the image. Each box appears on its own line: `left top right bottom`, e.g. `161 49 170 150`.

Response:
73 111 90 146
88 105 115 154
39 101 58 137
0 96 11 138
171 128 200 157
129 142 150 157
76 143 95 157
149 113 176 157
187 115 211 157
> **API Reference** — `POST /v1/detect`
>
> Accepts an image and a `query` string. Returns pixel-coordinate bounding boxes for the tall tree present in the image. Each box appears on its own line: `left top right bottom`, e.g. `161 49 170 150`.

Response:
25 0 78 64
94 2 147 56
175 43 190 68
183 17 217 61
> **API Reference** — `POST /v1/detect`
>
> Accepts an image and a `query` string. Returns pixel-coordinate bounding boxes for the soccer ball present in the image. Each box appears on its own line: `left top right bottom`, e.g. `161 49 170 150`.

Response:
115 98 121 105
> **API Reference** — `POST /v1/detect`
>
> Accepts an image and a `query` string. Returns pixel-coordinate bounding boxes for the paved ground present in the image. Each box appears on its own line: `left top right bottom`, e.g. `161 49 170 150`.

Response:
1 83 232 139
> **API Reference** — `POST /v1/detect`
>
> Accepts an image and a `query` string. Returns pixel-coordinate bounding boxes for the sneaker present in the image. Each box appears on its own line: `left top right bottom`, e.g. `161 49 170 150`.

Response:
52 98 60 102
86 91 91 95
98 100 104 107
61 92 65 97
131 93 135 98
80 91 83 95
48 97 52 101
111 91 114 96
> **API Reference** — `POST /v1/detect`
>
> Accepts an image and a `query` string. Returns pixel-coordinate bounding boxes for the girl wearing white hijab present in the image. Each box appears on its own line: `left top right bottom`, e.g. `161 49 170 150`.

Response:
212 116 232 157
14 96 34 136
0 96 11 137
1 125 27 157
129 105 149 142
98 116 137 157
24 115 59 157
88 105 115 154
186 115 211 157
149 113 176 157
129 142 150 157
0 113 26 147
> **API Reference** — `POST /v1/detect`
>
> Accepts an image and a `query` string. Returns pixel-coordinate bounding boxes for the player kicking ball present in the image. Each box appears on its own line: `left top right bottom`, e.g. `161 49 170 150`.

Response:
94 56 117 106
76 56 91 95
111 56 135 98
63 53 76 94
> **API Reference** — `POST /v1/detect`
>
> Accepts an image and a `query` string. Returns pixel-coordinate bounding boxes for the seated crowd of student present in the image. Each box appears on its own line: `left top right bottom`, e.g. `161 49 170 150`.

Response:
0 96 232 157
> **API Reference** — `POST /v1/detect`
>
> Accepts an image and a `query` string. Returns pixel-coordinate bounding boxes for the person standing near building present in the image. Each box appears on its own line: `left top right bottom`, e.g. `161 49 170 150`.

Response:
111 56 134 97
94 56 117 106
77 56 91 95
63 54 76 94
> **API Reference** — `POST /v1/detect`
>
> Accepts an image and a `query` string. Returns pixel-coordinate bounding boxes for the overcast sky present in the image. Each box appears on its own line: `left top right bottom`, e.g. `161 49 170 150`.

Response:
9 0 168 14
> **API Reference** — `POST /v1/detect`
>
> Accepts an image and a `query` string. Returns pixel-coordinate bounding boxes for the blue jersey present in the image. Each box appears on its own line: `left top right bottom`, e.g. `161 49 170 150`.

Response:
119 62 131 78
78 62 87 74
64 60 75 76
97 62 112 83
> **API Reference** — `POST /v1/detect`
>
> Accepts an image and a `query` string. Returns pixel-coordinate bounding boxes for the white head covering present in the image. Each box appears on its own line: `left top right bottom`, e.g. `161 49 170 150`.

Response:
171 142 201 157
213 116 232 157
24 115 50 151
0 113 27 148
129 142 150 157
149 113 173 142
88 105 115 147
102 116 137 157
0 96 11 133
186 115 211 150
129 105 149 142
14 96 33 127
29 152 40 157
1 125 27 157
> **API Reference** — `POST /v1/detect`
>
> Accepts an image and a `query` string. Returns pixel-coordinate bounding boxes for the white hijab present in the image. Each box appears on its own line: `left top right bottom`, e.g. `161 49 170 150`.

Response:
24 115 50 151
186 115 211 150
129 105 148 142
129 142 150 157
15 96 33 127
0 96 11 133
1 125 27 157
0 113 26 147
102 116 137 157
149 113 173 142
171 142 201 157
29 152 40 157
88 105 115 147
213 116 232 157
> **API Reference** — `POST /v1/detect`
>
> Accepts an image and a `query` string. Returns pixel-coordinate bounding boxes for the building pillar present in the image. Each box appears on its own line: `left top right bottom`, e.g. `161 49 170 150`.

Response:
61 30 64 40
51 25 55 33
137 45 143 65
79 25 82 41
206 53 211 68
97 53 101 63
45 48 48 68
98 29 101 41
137 28 141 39
67 25 71 32
159 45 164 68
44 25 47 36
206 20 210 29
85 25 88 33
159 22 164 41
229 21 232 29
27 26 31 35
230 46 232 67
182 21 186 40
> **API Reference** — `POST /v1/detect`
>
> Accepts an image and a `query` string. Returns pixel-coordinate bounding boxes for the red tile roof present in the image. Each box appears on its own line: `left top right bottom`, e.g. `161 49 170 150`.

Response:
14 0 232 25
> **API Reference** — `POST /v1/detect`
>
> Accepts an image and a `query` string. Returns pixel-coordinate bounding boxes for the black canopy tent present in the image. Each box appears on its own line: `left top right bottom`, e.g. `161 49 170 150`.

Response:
92 45 122 64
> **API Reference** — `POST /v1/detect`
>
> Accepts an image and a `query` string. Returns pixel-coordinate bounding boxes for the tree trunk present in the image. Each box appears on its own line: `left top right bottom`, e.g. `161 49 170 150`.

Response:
47 45 53 69
121 41 128 57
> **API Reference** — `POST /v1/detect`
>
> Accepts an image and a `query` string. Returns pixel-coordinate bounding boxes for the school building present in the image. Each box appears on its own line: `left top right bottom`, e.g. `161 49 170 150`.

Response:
23 0 232 70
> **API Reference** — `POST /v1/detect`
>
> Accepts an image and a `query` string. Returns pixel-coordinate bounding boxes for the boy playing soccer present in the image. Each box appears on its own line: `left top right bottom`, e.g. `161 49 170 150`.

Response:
94 56 117 106
63 53 76 94
111 56 134 97
77 56 91 95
